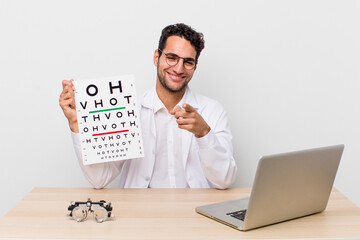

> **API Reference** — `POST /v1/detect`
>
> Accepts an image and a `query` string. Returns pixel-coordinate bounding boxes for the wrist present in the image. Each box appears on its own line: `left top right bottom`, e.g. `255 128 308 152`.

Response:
69 120 79 133
195 126 211 138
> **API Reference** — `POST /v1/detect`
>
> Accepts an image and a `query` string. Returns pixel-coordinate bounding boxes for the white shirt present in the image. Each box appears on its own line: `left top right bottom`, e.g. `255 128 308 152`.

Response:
149 91 188 188
71 86 237 189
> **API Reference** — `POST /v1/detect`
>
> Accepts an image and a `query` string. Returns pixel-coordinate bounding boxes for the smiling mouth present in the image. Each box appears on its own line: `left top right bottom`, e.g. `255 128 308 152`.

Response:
167 72 185 82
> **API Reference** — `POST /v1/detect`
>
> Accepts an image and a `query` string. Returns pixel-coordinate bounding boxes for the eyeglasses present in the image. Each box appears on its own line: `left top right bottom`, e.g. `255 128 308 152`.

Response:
158 49 196 70
67 198 114 223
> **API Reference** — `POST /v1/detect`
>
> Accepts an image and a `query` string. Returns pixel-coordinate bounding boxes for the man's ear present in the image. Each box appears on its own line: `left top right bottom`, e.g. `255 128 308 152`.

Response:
153 49 159 66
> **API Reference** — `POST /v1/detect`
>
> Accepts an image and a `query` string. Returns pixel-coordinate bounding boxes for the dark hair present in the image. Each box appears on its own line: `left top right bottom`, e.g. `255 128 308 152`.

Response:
158 23 205 63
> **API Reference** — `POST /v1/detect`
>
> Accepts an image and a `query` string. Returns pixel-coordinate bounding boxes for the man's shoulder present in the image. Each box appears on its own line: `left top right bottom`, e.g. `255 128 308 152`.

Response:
189 89 228 127
138 88 155 109
188 88 224 111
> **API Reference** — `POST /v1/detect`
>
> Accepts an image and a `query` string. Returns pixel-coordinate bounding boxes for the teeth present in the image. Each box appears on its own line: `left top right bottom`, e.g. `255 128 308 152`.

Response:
168 73 183 81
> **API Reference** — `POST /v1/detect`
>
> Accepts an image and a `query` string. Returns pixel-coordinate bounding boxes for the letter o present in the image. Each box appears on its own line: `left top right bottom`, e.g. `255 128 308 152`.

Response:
116 112 123 118
86 84 98 96
110 98 118 106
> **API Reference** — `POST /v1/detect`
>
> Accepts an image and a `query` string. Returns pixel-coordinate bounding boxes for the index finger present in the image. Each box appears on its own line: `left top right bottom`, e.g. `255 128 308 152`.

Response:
183 103 195 113
170 106 183 115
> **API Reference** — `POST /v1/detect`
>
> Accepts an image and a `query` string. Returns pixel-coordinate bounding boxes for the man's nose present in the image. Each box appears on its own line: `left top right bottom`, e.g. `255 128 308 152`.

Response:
173 59 185 73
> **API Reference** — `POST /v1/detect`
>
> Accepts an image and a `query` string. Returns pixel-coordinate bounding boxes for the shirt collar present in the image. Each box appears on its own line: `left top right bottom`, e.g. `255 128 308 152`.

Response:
153 91 166 113
141 86 199 112
153 87 188 114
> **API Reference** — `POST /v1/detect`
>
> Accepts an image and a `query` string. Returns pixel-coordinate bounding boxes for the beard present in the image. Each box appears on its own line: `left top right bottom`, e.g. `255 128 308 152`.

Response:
157 65 190 93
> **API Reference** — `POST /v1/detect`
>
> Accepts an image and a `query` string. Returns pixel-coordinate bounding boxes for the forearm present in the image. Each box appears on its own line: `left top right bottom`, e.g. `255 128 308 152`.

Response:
197 130 237 189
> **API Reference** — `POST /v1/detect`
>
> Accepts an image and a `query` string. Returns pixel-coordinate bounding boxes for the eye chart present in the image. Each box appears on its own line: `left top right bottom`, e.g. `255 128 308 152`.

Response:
73 75 144 165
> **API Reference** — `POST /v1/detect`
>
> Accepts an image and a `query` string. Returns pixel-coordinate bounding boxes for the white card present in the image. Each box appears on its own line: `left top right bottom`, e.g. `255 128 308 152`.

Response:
73 75 144 165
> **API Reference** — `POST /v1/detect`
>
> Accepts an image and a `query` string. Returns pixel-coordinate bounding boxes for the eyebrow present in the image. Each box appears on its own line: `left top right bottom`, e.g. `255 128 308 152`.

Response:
166 52 196 62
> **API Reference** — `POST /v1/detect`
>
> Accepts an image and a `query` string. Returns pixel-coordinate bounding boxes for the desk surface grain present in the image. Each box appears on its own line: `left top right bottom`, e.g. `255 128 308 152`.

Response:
0 187 359 239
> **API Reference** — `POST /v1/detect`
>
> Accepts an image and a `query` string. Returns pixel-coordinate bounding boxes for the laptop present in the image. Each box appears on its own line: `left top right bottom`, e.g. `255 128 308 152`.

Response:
196 144 344 231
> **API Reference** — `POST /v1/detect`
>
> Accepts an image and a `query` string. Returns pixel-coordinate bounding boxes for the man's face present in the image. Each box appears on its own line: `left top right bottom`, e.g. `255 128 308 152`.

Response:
154 36 197 93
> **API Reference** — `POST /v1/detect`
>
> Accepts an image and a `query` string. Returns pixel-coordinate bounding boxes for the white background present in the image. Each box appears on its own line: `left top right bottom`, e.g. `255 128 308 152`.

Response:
0 0 359 218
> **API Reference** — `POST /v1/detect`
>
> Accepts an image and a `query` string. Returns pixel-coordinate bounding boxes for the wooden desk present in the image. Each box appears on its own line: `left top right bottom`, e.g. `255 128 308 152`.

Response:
0 187 359 239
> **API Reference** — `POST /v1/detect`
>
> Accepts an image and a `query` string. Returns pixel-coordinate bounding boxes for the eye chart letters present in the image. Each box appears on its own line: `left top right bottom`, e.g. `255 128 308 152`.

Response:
73 75 144 165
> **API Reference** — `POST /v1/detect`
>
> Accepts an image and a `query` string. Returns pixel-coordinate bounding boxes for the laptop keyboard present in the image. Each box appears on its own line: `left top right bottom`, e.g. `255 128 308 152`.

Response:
227 209 247 221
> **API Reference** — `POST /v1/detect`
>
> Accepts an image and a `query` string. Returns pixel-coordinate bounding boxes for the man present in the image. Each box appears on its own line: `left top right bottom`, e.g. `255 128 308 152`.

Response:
59 23 237 189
